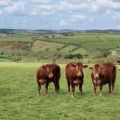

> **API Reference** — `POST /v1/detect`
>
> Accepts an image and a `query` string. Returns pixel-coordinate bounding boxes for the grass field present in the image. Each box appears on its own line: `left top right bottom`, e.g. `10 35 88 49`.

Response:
0 62 120 120
0 32 120 62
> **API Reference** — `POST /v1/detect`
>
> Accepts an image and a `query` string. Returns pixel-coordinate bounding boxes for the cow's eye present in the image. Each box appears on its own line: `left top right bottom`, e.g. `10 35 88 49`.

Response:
46 68 49 71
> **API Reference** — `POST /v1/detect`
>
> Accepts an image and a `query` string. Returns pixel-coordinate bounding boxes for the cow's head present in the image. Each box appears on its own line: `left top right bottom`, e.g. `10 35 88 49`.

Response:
43 65 53 79
71 62 88 77
89 64 104 86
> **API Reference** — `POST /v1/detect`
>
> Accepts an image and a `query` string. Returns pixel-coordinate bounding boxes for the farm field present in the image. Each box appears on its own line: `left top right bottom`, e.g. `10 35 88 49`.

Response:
0 32 120 62
0 62 120 120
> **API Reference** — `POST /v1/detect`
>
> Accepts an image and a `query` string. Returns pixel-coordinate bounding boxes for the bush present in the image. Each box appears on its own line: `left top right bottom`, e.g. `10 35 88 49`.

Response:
64 53 83 59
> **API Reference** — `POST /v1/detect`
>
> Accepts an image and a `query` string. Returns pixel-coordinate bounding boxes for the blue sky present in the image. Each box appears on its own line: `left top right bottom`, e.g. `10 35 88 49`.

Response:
0 0 120 30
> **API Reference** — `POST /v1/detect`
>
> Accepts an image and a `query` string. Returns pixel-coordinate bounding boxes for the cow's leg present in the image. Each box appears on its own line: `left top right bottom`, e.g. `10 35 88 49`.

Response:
79 83 83 96
111 82 115 95
53 80 59 94
56 82 60 93
45 82 49 96
108 83 112 94
71 84 75 97
94 85 97 95
99 86 103 96
37 84 41 96
67 80 71 93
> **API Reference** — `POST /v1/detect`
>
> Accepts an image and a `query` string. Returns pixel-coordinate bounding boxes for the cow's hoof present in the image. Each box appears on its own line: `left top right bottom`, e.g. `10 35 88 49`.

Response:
110 93 113 96
37 93 40 96
55 92 58 95
71 95 74 98
80 93 83 96
99 94 102 96
46 94 48 96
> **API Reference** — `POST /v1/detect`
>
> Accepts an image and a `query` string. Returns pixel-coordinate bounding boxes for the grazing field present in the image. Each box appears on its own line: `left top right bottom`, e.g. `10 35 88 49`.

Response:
0 32 120 62
0 62 120 120
32 41 64 52
46 33 120 50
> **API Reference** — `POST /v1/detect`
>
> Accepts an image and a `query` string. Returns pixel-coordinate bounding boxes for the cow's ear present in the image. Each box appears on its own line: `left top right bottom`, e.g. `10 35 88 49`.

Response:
42 66 47 69
71 63 76 67
117 60 120 63
83 65 88 68
89 67 93 70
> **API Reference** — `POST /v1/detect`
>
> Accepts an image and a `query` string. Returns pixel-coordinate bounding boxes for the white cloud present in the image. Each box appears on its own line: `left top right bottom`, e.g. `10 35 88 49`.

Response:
0 0 12 6
29 11 37 16
57 0 120 13
95 0 120 10
29 2 55 16
0 0 120 20
1 1 26 14
112 14 120 19
30 0 51 4
71 14 87 22
58 1 93 11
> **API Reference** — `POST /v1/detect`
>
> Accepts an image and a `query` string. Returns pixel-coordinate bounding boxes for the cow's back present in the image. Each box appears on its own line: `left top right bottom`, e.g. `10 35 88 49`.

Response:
100 63 116 83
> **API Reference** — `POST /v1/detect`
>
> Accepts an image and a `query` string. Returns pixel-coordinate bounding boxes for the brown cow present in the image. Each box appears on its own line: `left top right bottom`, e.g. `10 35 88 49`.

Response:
65 62 88 97
89 62 116 96
37 64 60 96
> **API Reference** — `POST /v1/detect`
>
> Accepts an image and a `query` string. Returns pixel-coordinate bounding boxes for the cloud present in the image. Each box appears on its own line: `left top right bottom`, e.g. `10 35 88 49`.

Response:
0 0 120 30
1 0 120 17
30 0 51 4
112 14 120 19
3 1 26 14
0 1 26 15
29 3 55 16
95 0 120 10
58 1 97 11
0 0 12 6
71 14 87 22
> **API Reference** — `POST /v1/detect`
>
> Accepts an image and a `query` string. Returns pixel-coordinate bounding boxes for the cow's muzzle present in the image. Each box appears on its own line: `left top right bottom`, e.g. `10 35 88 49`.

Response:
77 72 82 77
48 74 53 78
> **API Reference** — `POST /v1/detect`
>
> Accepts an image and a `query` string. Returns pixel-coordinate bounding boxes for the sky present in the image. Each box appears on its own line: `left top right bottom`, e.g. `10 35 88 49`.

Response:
0 0 120 30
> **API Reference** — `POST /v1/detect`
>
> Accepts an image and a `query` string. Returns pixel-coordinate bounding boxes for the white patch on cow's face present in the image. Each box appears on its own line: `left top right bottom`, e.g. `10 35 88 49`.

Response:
76 66 83 77
95 74 99 79
45 67 53 78
48 73 53 78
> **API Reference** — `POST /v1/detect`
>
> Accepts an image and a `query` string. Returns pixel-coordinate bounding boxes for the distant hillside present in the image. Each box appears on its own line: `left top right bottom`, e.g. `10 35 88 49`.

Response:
0 31 120 63
0 29 120 34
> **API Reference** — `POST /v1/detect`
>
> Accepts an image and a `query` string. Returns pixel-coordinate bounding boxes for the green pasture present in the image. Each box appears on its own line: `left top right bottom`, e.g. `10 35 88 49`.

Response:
46 33 120 50
32 41 64 52
0 62 120 120
59 45 76 53
0 36 34 43
0 32 120 62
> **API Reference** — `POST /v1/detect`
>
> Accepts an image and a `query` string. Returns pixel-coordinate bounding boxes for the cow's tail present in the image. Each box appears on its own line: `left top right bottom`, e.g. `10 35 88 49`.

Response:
112 65 116 83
